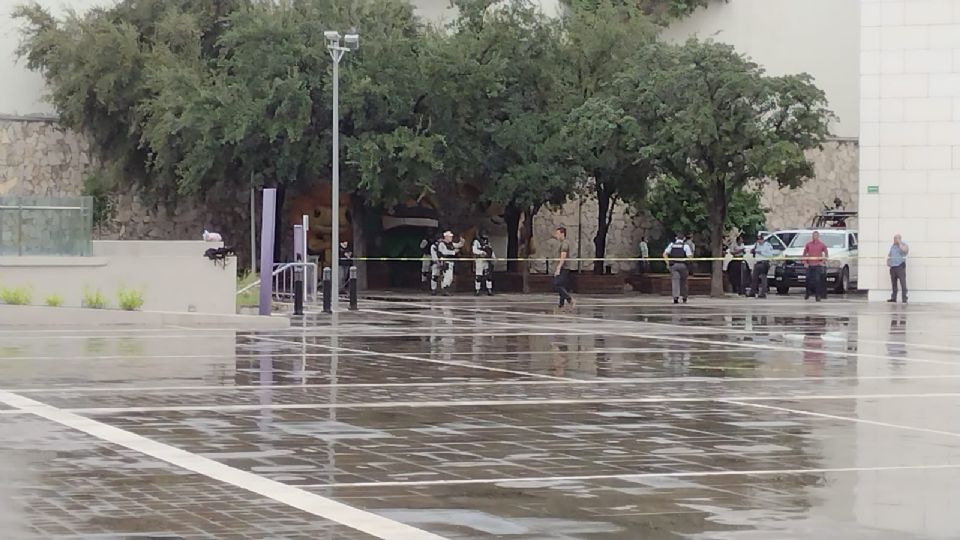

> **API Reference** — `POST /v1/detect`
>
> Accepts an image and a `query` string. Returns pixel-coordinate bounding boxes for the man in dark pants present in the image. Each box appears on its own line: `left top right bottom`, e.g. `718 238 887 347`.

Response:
727 234 746 295
337 240 353 295
748 233 775 298
886 234 909 303
802 231 829 302
553 227 575 311
663 233 693 304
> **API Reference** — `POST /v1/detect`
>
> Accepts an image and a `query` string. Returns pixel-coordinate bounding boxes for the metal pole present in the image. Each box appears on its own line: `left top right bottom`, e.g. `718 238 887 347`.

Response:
331 51 341 313
302 214 309 304
322 267 333 314
349 266 358 311
17 203 23 256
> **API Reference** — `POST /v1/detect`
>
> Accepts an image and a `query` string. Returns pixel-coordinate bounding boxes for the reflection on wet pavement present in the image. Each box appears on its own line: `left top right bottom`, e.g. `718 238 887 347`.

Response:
1 295 959 539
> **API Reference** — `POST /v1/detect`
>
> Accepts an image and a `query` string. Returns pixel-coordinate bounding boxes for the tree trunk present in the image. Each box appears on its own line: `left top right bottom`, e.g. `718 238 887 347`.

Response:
519 205 537 294
504 202 521 273
350 194 367 290
708 194 725 297
593 183 614 275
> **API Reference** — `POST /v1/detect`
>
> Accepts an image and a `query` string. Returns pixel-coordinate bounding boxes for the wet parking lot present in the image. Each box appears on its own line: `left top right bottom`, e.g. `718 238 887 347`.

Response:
1 295 959 539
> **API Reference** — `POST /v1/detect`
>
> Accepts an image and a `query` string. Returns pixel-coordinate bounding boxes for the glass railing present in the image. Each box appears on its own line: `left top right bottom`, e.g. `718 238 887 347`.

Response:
0 196 94 256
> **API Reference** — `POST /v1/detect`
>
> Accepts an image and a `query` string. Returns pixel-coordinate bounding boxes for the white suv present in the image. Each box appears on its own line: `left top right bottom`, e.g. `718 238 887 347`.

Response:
773 230 859 294
724 230 803 276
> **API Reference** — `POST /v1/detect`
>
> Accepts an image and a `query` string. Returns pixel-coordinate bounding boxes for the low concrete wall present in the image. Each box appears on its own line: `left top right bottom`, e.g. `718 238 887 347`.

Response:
0 240 236 314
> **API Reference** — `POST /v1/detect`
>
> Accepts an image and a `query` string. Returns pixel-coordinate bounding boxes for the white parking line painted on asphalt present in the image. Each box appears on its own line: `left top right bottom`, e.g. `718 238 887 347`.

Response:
9 372 960 394
723 399 960 439
364 306 960 368
57 392 960 415
300 463 960 489
251 335 576 382
0 389 448 540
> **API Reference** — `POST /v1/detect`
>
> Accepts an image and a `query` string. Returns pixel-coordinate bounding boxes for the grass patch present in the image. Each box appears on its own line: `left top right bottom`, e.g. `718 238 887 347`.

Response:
0 286 32 305
45 294 64 307
82 287 108 309
237 272 260 307
117 287 145 311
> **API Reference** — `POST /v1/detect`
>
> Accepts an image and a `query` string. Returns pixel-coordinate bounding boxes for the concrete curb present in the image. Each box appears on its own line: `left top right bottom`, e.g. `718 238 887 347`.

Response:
0 305 290 330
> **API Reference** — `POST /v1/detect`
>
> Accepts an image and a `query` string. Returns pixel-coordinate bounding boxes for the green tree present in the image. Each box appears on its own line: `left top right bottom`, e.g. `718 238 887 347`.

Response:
556 1 657 273
648 176 767 249
422 0 575 268
626 39 833 295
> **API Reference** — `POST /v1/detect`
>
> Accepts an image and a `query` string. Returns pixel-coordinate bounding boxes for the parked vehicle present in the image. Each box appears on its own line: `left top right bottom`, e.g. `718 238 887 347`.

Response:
773 229 859 295
724 230 803 276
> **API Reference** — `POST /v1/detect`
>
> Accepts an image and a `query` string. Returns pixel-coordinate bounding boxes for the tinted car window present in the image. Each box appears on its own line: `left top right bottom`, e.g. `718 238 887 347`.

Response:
848 234 858 250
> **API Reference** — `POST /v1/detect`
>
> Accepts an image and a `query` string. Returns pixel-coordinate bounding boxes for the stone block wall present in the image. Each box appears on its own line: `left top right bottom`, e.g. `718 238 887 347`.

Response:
759 139 859 231
0 117 92 197
2 117 859 275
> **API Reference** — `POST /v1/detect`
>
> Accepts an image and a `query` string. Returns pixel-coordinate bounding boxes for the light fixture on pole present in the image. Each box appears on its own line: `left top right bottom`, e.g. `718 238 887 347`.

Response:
325 29 358 312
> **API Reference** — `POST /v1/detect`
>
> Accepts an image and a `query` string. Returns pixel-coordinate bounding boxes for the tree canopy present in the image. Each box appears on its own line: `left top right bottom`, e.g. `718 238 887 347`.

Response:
16 0 831 288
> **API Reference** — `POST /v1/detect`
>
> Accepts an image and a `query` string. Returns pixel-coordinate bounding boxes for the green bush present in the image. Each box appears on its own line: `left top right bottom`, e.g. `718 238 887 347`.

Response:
0 286 32 305
117 287 145 311
45 294 64 307
82 287 108 309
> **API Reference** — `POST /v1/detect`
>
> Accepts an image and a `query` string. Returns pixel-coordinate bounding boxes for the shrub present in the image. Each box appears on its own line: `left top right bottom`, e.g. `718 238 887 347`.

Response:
0 286 32 305
45 294 64 307
82 287 108 309
117 287 145 311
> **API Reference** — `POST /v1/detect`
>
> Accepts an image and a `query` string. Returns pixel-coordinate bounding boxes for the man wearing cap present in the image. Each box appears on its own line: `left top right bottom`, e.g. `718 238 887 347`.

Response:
748 233 775 299
432 230 464 296
472 230 495 296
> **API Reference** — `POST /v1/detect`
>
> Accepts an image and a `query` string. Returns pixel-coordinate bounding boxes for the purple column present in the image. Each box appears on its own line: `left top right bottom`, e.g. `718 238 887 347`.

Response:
259 188 277 316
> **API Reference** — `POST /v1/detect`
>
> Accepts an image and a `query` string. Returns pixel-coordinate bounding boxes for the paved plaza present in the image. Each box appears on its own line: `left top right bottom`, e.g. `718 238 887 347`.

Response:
1 295 960 539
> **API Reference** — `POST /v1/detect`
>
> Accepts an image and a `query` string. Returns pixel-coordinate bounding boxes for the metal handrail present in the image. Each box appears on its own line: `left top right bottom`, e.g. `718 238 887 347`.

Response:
237 262 318 304
236 263 294 296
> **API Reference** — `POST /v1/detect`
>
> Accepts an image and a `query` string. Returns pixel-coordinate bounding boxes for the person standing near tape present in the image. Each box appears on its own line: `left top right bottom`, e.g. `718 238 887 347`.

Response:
553 227 575 311
663 233 692 304
419 230 436 289
802 231 829 302
887 233 909 304
472 230 495 296
433 230 464 296
747 233 774 299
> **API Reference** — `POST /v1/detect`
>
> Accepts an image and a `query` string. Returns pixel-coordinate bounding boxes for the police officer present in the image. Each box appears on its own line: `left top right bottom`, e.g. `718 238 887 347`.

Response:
471 230 495 296
663 233 693 304
432 230 464 296
748 233 774 299
419 230 435 289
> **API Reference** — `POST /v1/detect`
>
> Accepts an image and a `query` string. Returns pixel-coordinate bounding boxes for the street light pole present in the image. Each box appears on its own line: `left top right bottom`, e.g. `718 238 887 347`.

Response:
325 30 358 313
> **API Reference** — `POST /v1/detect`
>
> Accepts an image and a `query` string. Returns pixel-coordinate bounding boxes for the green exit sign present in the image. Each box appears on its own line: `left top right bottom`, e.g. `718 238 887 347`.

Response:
867 185 879 194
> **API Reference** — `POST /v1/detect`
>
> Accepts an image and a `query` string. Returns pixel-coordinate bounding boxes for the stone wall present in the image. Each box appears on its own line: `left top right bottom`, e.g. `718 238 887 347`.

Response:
0 117 249 252
0 117 92 197
2 117 859 273
759 139 859 231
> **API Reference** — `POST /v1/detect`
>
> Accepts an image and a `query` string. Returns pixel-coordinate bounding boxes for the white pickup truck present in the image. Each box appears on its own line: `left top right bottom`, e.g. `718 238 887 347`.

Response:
773 229 859 294
723 230 802 277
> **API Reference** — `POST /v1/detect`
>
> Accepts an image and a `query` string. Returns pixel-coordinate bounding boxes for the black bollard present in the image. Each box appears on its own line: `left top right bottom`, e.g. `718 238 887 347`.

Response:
322 267 332 314
349 266 359 311
293 263 304 316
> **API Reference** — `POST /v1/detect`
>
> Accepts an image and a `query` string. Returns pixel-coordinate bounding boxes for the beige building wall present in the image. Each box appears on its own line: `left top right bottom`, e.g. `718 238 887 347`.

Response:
661 0 861 139
859 0 960 302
